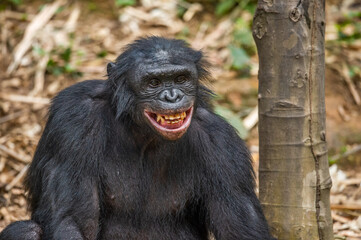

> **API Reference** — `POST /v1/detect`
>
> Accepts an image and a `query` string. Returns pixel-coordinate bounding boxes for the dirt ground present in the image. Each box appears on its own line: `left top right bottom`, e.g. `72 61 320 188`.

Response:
0 0 360 239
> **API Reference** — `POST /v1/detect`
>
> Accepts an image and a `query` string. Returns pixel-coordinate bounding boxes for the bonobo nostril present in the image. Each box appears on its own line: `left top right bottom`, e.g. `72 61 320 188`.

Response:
160 89 184 103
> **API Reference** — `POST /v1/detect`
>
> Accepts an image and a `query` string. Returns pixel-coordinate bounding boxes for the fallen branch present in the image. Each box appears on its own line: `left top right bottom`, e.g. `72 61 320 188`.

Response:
331 204 361 211
243 106 259 130
329 144 361 163
1 14 9 56
7 0 67 74
0 110 27 124
78 66 105 74
0 158 5 172
64 5 80 33
0 144 32 163
5 164 29 191
4 10 34 21
29 54 50 96
0 93 50 105
341 63 361 106
183 3 202 22
337 105 351 122
337 231 361 239
331 212 351 224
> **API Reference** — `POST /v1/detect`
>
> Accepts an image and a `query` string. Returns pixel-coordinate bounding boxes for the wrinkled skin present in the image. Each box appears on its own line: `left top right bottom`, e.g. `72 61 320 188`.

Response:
0 37 275 240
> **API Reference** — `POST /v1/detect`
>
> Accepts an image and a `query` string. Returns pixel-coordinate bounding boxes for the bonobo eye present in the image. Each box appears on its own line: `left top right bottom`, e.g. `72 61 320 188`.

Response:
175 75 188 84
149 78 161 88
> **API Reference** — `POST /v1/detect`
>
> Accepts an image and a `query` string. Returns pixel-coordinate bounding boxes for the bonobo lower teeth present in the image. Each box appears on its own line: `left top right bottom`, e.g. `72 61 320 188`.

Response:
156 112 186 124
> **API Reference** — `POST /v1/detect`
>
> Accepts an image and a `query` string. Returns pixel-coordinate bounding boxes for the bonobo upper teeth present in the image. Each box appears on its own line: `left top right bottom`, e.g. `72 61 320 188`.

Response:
156 111 187 124
156 115 165 124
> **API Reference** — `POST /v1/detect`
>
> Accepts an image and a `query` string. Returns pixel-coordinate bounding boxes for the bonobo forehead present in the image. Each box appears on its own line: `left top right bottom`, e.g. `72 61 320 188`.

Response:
134 62 198 82
125 37 202 63
117 37 202 71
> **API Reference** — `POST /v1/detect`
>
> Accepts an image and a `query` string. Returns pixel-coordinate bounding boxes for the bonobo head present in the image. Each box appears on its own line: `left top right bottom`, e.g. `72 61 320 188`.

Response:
107 37 210 141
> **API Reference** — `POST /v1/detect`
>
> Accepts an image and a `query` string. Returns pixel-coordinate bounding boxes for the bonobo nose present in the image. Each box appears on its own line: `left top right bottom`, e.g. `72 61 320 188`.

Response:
159 89 184 103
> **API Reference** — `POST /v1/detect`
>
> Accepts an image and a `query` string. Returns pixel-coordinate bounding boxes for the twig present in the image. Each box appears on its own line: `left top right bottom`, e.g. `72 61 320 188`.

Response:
7 0 67 74
337 105 351 122
243 106 259 130
4 10 34 21
0 93 50 105
0 14 9 56
5 164 29 191
78 66 105 74
0 144 32 163
341 63 361 106
0 110 27 124
123 7 153 22
329 144 361 163
331 204 361 211
192 22 209 49
64 5 80 33
176 0 192 9
200 8 240 48
29 5 79 96
0 158 5 172
6 161 24 172
183 3 202 22
337 231 361 238
202 19 233 48
29 54 50 96
341 179 361 186
331 212 351 224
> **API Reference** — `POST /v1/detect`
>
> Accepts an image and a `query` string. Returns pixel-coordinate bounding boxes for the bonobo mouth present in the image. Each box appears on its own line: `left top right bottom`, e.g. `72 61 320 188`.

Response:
144 107 193 140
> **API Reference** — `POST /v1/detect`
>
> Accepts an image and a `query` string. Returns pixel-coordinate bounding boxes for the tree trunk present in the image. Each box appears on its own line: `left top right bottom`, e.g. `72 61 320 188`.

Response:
253 1 333 239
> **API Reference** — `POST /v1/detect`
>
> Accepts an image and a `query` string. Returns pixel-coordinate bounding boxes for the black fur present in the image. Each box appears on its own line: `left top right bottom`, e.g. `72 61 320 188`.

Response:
0 37 274 240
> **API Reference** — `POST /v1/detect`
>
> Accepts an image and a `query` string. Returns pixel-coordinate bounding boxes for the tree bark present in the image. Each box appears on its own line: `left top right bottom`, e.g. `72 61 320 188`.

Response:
253 1 334 239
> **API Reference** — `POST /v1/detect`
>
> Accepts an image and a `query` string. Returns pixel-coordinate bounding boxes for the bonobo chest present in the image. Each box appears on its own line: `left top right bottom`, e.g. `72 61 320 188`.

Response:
101 145 199 218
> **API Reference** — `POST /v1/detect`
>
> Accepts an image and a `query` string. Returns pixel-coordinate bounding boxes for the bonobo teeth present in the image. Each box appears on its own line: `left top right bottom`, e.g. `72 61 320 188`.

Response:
156 115 165 124
156 112 187 124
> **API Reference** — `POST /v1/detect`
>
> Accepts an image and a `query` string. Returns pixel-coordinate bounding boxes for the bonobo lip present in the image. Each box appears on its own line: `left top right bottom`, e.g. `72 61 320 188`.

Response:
144 106 194 140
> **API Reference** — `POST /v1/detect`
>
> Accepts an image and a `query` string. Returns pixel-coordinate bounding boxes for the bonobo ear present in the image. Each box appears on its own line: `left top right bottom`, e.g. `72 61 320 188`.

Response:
107 62 116 76
194 51 203 63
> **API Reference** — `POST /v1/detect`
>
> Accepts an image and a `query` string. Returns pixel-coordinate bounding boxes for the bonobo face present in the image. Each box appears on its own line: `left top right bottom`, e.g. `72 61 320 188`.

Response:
131 62 198 140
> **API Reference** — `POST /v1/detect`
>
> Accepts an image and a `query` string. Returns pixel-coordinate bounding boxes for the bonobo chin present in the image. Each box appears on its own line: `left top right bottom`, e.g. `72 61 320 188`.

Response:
0 37 275 240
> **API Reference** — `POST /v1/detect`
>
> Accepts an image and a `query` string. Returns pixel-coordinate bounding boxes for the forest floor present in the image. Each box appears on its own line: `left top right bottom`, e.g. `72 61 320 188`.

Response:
0 0 360 239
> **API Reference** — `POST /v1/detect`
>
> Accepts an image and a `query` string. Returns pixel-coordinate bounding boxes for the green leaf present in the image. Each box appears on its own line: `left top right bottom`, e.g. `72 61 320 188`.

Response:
64 63 75 73
115 0 136 7
33 46 46 56
228 45 250 70
97 50 108 58
216 0 236 17
234 30 254 48
10 0 22 5
61 47 72 62
214 105 248 139
56 6 65 14
88 2 97 11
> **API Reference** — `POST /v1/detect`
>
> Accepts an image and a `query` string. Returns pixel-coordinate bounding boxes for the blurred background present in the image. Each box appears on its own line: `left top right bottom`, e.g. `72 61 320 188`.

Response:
0 0 360 239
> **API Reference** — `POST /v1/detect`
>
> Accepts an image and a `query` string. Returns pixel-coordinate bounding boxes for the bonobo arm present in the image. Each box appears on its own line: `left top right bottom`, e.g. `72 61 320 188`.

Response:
0 220 42 240
25 81 107 239
195 109 274 240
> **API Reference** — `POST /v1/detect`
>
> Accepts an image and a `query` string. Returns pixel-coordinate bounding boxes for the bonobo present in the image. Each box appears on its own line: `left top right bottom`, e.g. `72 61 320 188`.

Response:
0 37 275 240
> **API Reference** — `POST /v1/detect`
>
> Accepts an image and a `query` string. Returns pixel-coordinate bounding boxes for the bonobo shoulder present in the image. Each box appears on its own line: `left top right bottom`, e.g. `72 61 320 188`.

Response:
49 80 109 116
52 80 108 105
45 80 111 141
37 80 112 161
